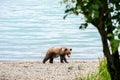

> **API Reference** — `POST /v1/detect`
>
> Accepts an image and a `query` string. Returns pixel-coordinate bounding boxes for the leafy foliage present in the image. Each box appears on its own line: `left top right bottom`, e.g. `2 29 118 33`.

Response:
62 0 120 53
75 58 111 80
98 58 111 80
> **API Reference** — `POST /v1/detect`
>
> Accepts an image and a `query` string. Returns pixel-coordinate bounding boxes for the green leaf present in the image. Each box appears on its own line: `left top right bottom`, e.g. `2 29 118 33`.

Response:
79 23 88 29
111 40 119 54
118 33 120 39
107 33 113 38
94 11 99 18
94 4 100 10
71 0 76 3
65 8 74 13
63 14 68 19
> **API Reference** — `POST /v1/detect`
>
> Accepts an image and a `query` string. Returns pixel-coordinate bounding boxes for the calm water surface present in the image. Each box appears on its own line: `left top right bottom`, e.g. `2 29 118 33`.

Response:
0 0 103 61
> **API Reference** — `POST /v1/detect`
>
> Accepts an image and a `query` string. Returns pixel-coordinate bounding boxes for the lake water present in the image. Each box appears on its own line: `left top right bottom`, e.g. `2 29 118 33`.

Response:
0 0 103 61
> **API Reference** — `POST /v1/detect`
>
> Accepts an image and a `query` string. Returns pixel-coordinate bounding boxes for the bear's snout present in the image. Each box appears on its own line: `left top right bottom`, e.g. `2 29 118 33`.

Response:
67 54 71 57
68 56 70 57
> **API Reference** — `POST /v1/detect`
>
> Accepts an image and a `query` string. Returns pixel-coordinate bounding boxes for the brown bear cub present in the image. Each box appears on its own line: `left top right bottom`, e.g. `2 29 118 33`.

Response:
43 47 72 63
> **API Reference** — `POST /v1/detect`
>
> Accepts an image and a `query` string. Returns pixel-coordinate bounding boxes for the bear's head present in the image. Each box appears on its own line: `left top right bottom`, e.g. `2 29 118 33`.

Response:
61 48 72 57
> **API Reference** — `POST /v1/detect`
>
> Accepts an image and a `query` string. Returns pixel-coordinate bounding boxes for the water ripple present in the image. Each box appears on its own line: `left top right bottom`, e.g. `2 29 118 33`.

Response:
0 0 103 61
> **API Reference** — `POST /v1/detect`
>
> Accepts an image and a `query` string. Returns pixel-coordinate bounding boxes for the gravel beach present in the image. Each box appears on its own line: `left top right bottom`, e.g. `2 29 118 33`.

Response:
0 61 98 80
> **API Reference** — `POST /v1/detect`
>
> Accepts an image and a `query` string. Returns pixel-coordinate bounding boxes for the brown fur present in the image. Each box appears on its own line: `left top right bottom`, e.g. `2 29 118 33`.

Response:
43 47 72 63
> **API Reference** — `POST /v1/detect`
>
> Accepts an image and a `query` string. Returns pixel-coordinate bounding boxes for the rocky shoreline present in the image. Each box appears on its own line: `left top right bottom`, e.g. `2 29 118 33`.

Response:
0 61 98 80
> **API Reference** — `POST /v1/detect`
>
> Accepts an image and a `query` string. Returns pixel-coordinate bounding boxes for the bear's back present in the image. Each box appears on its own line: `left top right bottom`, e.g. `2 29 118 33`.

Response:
47 47 62 54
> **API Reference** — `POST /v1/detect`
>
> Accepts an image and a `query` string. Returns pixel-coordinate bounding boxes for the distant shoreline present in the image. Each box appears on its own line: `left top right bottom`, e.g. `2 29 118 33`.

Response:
0 59 100 62
0 61 98 80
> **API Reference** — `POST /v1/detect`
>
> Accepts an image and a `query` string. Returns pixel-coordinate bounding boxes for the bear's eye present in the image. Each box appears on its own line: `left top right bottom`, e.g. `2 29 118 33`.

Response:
70 48 72 51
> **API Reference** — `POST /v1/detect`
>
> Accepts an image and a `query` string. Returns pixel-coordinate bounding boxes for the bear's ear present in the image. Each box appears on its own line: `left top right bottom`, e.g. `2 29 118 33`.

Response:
61 48 67 52
65 48 67 51
70 48 72 51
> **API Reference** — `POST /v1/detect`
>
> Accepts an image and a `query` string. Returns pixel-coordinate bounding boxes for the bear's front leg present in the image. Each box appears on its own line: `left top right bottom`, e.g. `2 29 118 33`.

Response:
60 55 64 63
63 57 68 63
43 56 49 63
49 57 54 63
